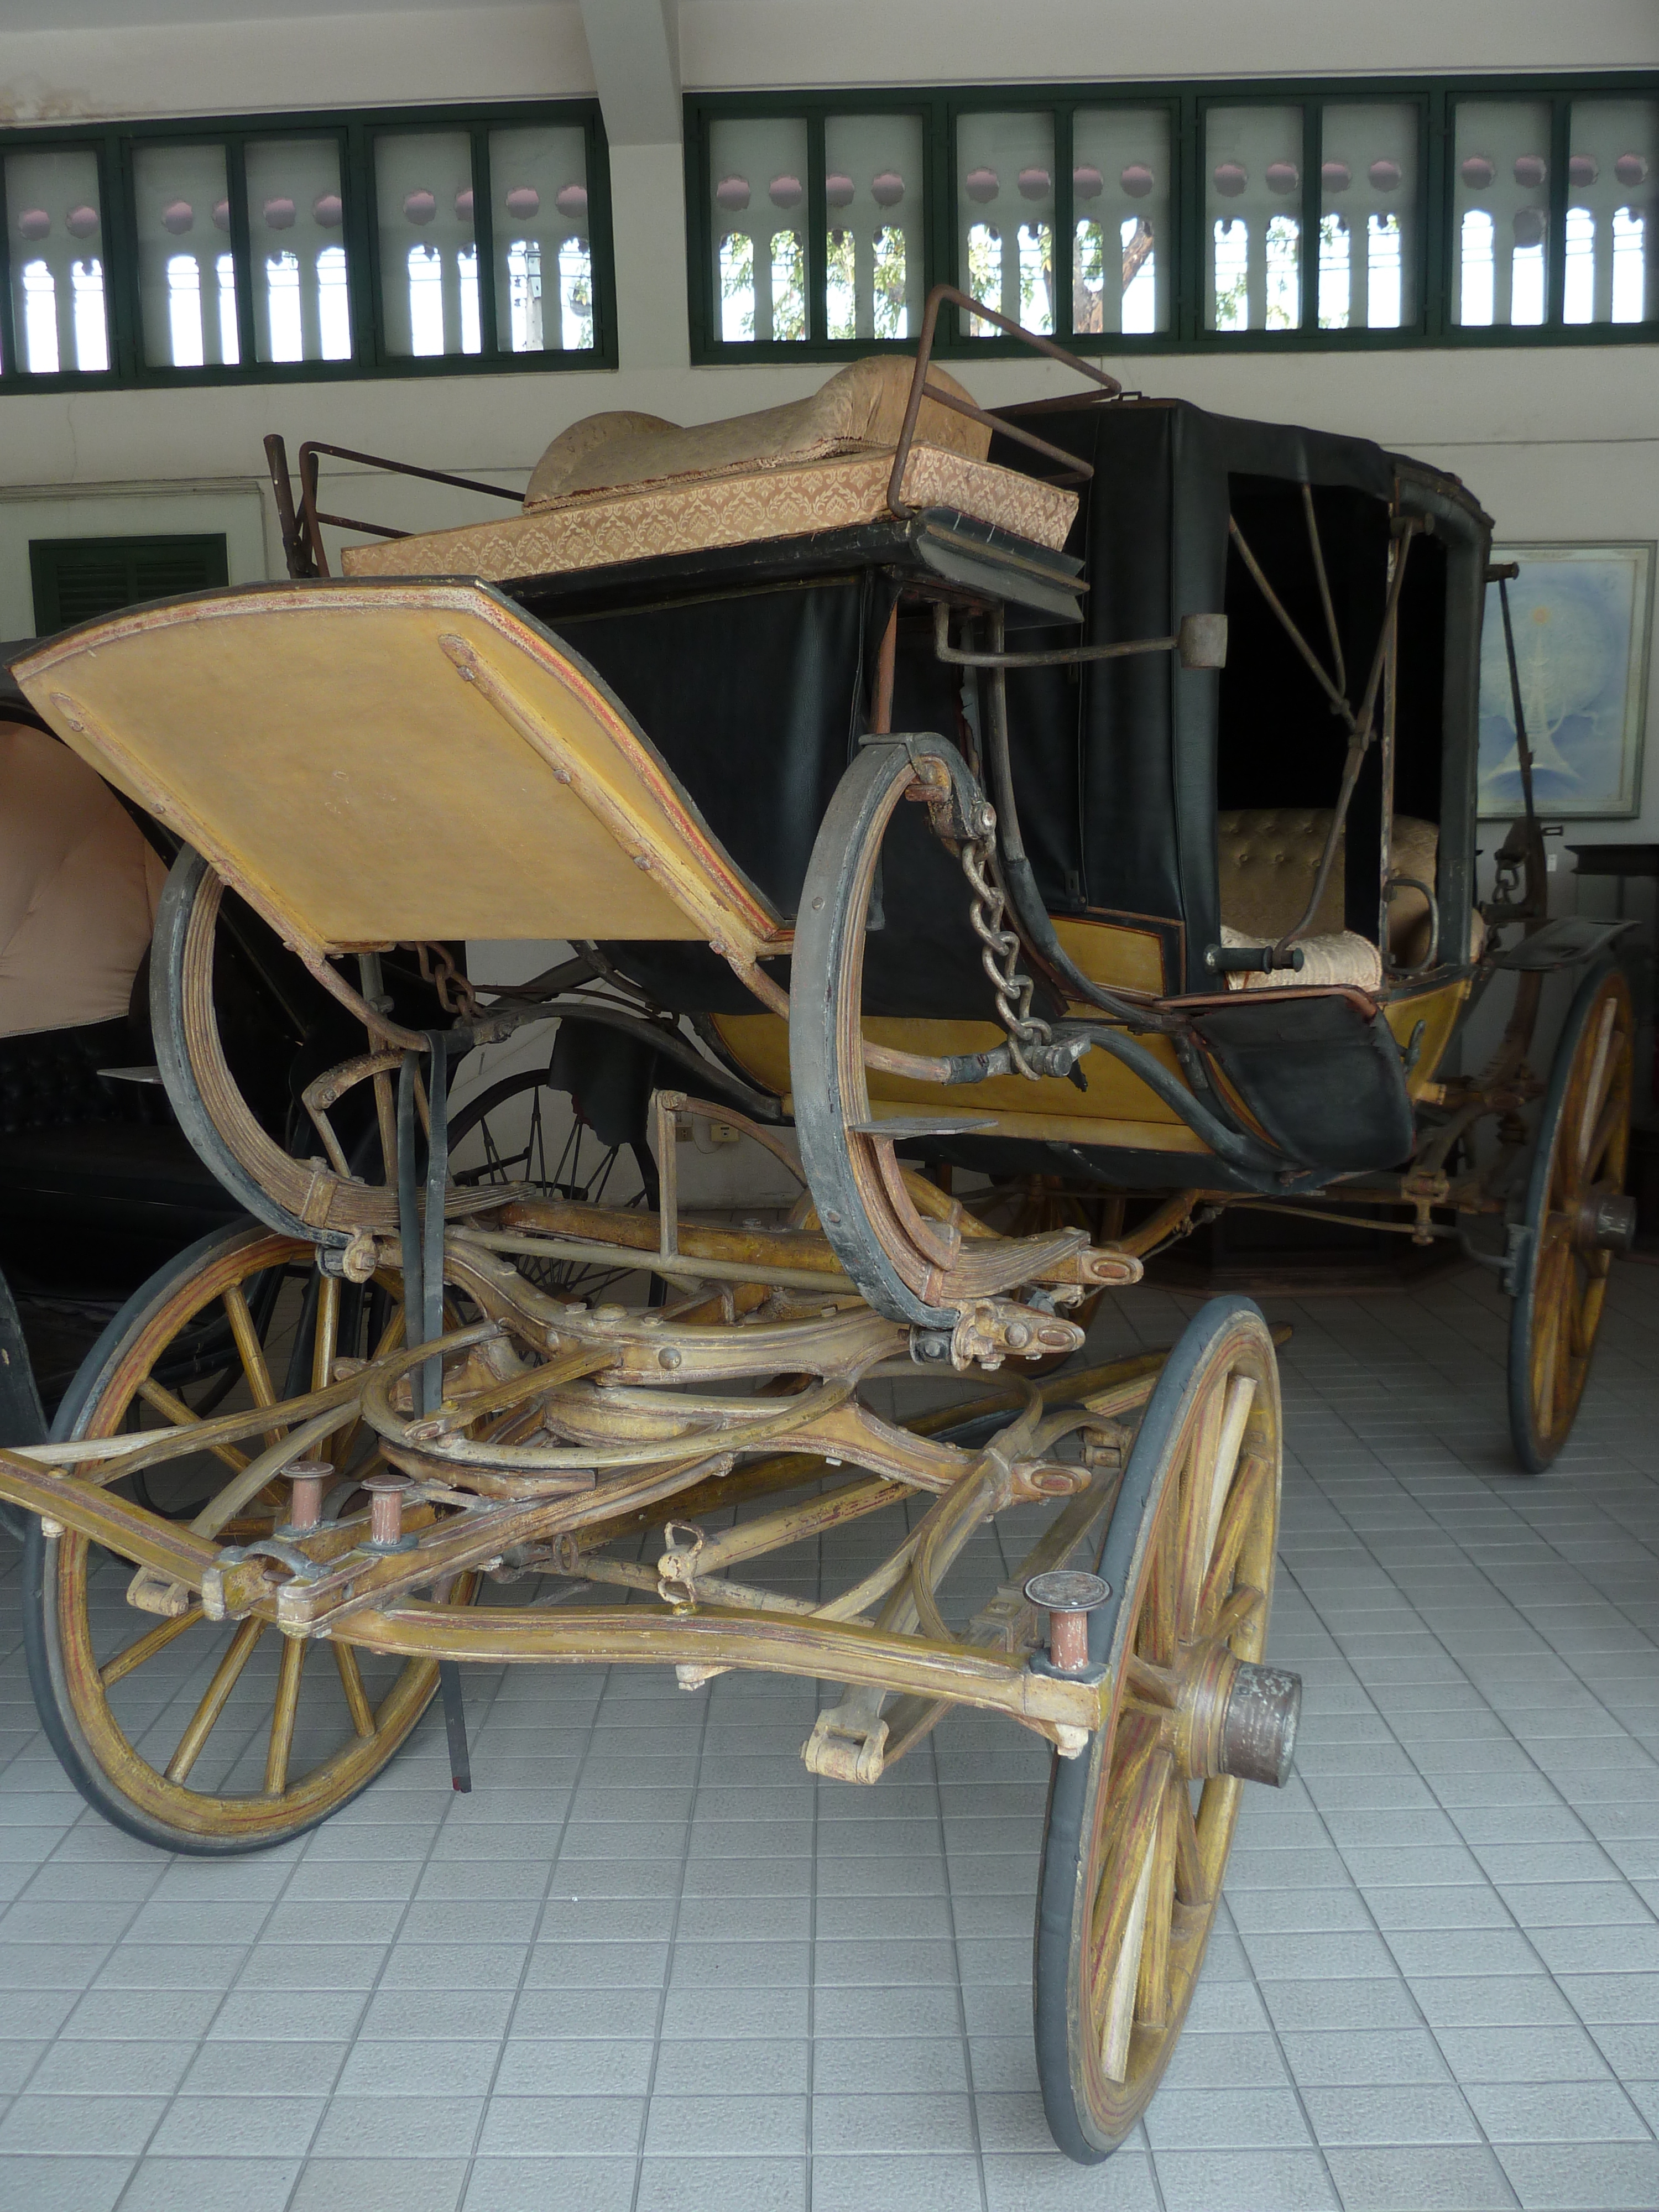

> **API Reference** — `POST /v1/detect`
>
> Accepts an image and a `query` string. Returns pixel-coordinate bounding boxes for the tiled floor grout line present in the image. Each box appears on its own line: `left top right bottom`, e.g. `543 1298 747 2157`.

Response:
91 1772 345 2209
1269 1557 1528 2209
627 1632 714 2212
928 1726 991 2212
1 1800 171 2117
1276 1314 1659 2174
439 1634 589 2212
1282 1322 1659 1876
269 1657 513 2212
803 1525 822 2210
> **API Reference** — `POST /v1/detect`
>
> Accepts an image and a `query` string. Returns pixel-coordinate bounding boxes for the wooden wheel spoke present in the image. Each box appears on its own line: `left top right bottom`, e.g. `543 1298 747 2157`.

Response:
1125 1654 1180 1708
1211 1582 1267 1648
222 1282 283 1449
1173 1382 1230 1641
1134 1781 1178 2032
1093 1746 1174 2080
1201 1376 1256 1562
1573 1006 1620 1177
1139 1488 1180 1668
1582 1090 1626 1186
135 1381 251 1476
264 1635 308 1795
1172 1780 1207 1907
1197 1455 1269 1629
335 1643 378 1739
1532 1247 1568 1426
165 1616 264 1783
98 1606 202 1689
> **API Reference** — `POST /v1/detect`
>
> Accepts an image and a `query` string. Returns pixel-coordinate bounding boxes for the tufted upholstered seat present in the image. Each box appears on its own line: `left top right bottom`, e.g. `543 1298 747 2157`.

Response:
341 356 1078 585
1215 807 1462 993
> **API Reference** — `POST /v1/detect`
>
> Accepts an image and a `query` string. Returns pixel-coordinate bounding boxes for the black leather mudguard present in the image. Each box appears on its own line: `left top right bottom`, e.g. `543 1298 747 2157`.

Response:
1185 991 1415 1171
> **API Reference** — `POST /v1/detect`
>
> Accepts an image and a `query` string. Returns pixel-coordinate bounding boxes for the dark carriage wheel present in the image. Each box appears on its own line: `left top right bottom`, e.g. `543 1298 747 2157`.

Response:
1508 964 1634 1474
446 1044 662 1305
24 1220 469 1855
1034 1296 1292 2162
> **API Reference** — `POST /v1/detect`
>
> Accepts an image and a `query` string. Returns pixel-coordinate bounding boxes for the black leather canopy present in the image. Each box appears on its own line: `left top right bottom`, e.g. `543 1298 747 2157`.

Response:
524 396 1484 1030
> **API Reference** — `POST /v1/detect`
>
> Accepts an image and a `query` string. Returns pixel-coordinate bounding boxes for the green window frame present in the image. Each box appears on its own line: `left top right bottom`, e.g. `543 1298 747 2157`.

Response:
686 75 1658 361
1 100 616 393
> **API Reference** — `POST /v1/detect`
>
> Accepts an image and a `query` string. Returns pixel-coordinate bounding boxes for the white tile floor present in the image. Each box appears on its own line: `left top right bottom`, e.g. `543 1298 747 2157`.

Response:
1 1261 1657 2211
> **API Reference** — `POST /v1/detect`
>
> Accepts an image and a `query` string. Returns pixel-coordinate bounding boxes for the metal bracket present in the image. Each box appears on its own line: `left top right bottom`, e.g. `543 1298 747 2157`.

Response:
801 1706 890 1785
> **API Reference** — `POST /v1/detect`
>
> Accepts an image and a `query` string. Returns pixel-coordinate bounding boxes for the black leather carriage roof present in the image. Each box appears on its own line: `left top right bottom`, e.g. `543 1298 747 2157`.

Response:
503 511 1087 629
976 394 1491 996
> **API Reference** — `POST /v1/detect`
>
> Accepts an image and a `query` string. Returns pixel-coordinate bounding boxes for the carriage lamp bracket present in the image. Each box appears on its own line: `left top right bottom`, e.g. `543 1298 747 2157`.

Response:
929 599 1228 675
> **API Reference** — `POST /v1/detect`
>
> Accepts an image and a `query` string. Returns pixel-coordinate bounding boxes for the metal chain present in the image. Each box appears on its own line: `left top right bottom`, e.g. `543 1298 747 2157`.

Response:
411 942 481 1023
961 815 1052 1079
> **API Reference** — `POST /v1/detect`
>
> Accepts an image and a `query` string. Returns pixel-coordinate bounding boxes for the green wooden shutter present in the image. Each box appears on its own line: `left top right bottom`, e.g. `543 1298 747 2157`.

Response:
28 534 231 636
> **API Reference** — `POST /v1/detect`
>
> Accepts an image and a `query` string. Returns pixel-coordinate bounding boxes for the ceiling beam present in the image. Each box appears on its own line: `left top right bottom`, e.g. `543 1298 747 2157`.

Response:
578 0 680 147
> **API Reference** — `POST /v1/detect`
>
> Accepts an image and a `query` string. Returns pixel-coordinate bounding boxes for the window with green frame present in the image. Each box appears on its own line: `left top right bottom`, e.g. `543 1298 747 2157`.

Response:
0 102 615 391
685 79 1658 359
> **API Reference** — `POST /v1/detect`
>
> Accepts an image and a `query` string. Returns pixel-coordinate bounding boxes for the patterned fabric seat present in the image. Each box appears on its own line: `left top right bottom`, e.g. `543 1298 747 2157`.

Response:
341 356 1078 585
1215 807 1470 993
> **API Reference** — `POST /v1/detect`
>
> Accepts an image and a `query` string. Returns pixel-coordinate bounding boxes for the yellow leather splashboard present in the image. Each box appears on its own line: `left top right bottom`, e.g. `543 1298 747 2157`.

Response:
13 581 783 963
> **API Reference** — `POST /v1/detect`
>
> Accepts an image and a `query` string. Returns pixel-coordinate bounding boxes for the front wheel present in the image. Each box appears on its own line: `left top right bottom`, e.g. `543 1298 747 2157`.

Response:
1033 1296 1292 2161
24 1220 461 1854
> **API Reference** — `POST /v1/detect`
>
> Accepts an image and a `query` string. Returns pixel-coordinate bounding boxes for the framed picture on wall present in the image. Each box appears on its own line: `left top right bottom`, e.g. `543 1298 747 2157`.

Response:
1478 541 1655 820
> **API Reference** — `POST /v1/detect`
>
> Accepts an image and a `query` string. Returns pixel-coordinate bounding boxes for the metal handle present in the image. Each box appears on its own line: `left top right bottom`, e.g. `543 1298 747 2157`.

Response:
1384 871 1441 975
888 284 1121 520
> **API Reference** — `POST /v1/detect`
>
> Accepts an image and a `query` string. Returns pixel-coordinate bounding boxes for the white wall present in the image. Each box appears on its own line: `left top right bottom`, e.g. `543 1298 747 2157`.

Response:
680 0 1659 89
6 0 1655 119
0 6 594 127
0 481 267 639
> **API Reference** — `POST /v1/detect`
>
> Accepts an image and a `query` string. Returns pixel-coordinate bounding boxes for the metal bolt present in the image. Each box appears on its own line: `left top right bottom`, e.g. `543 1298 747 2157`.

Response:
1004 1320 1031 1350
1024 1569 1112 1674
362 1471 409 1547
284 1458 331 1531
658 1346 682 1370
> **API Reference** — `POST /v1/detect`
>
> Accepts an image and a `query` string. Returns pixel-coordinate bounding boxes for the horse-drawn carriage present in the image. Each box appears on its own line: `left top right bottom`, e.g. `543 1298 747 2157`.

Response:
0 289 1635 2162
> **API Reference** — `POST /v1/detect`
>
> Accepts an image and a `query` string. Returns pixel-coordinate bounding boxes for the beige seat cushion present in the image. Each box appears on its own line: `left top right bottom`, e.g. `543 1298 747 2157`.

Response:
341 444 1078 584
524 357 989 509
1218 922 1384 994
1216 805 1456 980
343 353 1076 586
